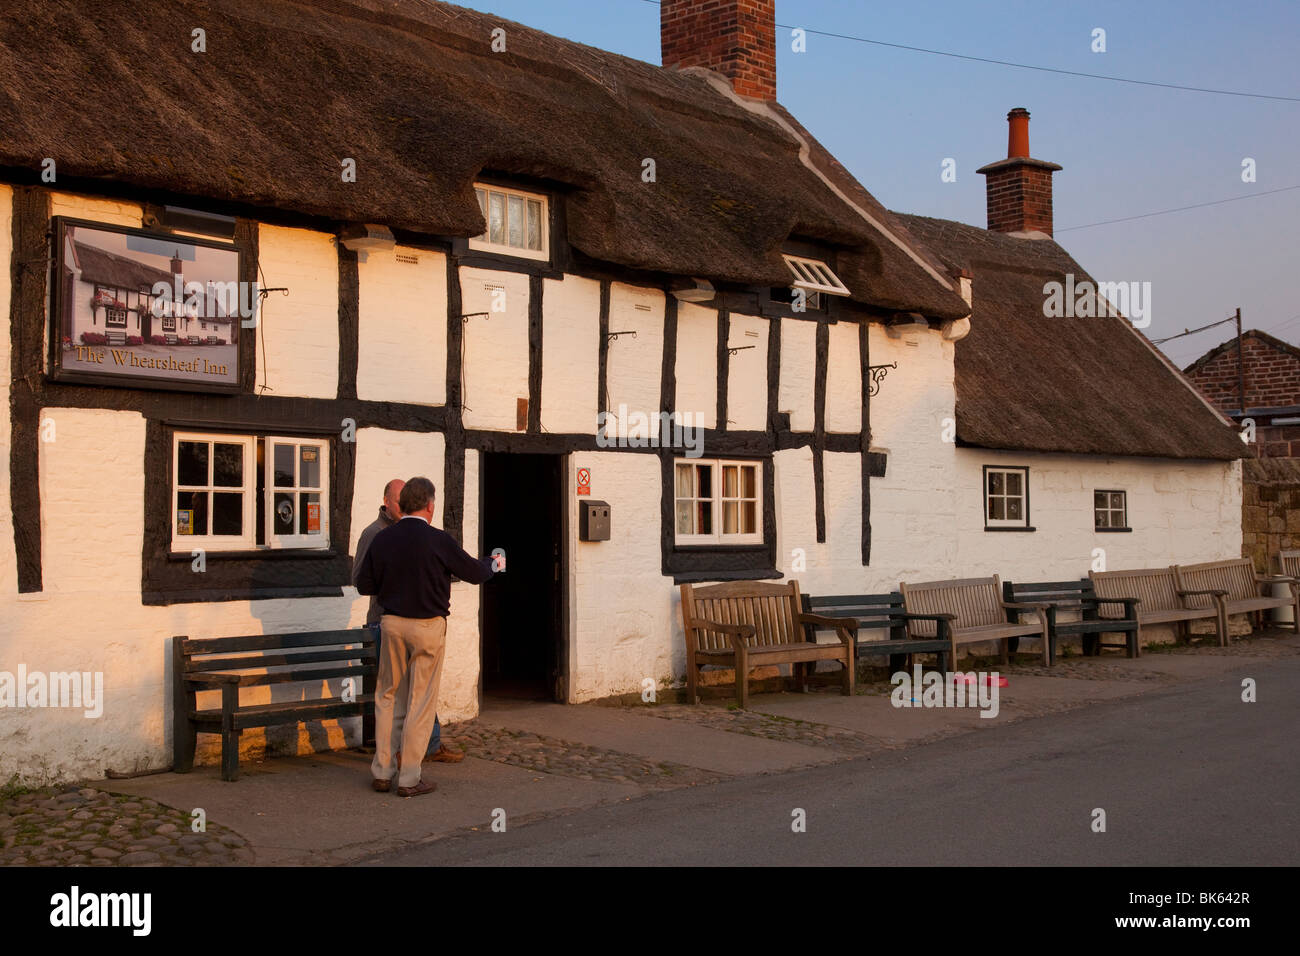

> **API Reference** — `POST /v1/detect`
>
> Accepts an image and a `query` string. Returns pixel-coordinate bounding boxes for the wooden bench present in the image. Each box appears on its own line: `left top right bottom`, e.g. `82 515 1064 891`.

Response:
801 592 952 673
1003 578 1140 662
900 575 1052 665
1089 566 1226 647
105 329 126 346
1173 558 1299 641
680 580 854 708
172 628 376 782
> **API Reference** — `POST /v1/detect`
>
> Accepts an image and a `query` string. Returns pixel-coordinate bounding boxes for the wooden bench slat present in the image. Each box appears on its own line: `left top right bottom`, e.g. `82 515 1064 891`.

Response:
186 664 376 687
193 694 375 730
185 648 376 672
180 629 373 654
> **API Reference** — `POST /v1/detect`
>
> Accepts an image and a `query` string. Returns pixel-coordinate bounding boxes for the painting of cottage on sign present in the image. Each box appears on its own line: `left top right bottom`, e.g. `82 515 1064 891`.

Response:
51 219 242 391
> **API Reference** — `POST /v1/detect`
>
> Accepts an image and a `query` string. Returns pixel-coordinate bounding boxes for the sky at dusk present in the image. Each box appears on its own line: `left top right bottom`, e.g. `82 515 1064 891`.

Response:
421 0 1299 369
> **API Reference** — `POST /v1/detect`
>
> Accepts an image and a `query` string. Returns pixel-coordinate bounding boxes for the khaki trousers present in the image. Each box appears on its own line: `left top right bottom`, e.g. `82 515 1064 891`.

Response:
371 613 447 789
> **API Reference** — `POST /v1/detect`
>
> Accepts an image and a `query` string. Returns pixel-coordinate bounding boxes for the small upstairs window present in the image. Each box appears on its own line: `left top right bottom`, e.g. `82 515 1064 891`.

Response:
471 184 549 261
782 254 850 297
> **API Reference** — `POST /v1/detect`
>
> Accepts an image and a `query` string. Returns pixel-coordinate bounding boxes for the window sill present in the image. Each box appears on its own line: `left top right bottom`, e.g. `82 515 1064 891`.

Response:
167 549 337 561
671 568 784 585
1095 527 1133 533
984 526 1036 532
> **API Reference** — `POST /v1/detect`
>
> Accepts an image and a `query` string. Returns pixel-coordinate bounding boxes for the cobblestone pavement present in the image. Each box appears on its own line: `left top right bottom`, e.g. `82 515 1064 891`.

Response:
0 786 253 867
637 702 880 754
443 721 726 789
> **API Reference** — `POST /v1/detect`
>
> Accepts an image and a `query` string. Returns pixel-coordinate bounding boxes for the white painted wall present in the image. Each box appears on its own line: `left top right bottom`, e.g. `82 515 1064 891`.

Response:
674 302 717 429
460 267 529 431
778 317 816 431
357 246 447 406
725 312 767 431
256 224 339 399
541 275 600 434
605 284 663 437
824 319 863 433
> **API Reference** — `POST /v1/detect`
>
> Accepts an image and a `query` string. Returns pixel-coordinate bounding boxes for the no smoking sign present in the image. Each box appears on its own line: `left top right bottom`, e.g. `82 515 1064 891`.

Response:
577 467 591 495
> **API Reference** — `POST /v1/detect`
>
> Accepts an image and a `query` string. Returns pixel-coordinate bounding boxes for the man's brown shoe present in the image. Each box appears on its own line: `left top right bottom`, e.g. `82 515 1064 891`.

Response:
396 778 437 798
372 777 392 793
426 745 464 764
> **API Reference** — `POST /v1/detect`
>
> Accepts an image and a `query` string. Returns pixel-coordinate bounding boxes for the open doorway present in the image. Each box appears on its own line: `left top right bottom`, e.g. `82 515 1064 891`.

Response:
480 452 565 702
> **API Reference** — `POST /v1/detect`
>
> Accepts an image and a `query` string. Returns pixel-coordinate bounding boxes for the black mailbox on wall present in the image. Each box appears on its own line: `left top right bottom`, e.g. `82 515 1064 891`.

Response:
579 500 611 541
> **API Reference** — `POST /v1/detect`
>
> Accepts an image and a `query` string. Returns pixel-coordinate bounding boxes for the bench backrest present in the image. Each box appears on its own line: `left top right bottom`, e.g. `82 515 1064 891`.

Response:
1003 578 1094 608
801 592 904 639
1089 567 1179 613
680 580 802 652
900 576 1003 635
1174 559 1257 606
1276 550 1300 579
176 628 376 686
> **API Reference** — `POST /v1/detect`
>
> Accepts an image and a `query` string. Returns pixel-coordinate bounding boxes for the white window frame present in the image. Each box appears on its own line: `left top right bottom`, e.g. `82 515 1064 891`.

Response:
469 183 550 261
1094 489 1128 530
782 254 850 297
171 433 257 551
264 436 330 550
674 458 763 546
984 466 1029 528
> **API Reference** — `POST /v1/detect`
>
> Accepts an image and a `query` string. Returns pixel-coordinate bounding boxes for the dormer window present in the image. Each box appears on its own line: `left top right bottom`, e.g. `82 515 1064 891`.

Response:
471 184 549 261
782 254 849 297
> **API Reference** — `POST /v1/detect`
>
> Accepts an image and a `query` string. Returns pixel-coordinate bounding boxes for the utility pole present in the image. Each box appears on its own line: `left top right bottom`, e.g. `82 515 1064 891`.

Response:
1235 307 1246 415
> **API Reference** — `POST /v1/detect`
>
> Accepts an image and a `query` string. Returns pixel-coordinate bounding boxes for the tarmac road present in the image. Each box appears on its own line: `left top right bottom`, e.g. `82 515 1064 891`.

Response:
361 656 1300 866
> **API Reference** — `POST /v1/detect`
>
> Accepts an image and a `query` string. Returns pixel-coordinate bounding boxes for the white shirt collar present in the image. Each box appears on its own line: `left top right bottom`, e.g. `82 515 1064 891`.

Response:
399 514 431 525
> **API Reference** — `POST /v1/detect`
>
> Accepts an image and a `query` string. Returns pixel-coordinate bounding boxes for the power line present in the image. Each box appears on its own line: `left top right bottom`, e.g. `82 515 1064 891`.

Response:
635 0 1300 102
1151 314 1237 345
1056 184 1300 233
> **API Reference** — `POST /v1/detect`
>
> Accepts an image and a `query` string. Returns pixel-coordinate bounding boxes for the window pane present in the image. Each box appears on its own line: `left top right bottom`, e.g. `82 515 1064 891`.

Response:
508 195 524 247
1007 498 1022 520
675 463 693 498
212 492 243 535
1006 472 1022 495
273 492 295 535
527 199 542 250
213 443 243 487
723 465 738 498
489 192 505 245
696 464 712 499
299 445 321 488
475 188 487 239
1096 510 1109 528
1111 492 1125 511
1094 491 1107 509
742 501 757 534
988 471 1004 495
697 500 711 535
178 441 209 486
177 491 208 536
273 444 295 487
299 492 322 535
723 501 738 535
676 501 693 535
989 497 1004 520
741 466 756 499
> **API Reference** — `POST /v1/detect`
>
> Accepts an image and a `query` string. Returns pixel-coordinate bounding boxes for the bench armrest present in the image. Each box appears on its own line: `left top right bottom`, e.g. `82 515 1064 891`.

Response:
1256 574 1298 584
897 611 956 622
184 672 243 686
798 612 860 631
689 617 757 653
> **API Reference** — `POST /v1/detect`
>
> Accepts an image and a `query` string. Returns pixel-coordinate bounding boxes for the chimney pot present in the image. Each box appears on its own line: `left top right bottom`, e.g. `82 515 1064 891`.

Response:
1007 107 1031 158
976 108 1062 237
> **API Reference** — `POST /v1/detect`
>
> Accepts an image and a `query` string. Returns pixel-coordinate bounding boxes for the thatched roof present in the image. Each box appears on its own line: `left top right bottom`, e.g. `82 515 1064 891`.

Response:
73 242 173 291
0 0 968 319
894 214 1245 461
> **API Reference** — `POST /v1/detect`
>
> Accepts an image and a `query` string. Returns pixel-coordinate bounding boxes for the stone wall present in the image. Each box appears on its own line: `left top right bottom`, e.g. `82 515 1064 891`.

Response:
1241 457 1300 571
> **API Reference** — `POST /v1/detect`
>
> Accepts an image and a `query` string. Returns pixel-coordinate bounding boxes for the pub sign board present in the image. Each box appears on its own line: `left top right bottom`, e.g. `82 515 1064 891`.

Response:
49 217 245 393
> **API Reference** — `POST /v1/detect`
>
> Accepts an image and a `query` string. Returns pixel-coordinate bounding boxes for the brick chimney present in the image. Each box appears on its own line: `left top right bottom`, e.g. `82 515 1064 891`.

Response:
660 0 776 101
976 108 1063 237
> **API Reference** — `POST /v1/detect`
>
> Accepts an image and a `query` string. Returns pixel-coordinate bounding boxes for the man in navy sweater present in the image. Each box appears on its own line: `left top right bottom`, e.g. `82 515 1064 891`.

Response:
355 476 500 797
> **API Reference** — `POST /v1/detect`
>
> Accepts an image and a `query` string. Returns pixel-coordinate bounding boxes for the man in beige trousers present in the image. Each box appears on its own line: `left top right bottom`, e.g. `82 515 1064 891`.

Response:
355 476 500 796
